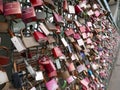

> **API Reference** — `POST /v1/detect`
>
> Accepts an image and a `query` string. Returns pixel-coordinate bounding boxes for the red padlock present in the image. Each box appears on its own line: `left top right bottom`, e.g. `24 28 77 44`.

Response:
52 47 63 58
75 5 83 14
30 0 43 8
53 12 64 24
33 31 48 42
0 46 10 66
39 56 56 74
22 7 36 23
4 1 21 19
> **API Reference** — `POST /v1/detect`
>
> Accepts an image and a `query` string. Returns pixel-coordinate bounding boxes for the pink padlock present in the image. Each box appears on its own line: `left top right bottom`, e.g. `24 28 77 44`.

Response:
45 78 59 90
79 26 86 33
66 62 75 72
66 76 74 84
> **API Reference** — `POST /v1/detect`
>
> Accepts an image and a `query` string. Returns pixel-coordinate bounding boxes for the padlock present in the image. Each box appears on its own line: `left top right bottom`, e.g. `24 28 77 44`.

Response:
76 63 87 73
30 0 43 8
61 38 68 47
45 78 59 90
66 61 75 72
39 56 56 74
33 30 48 42
45 22 57 31
68 5 75 14
52 47 63 58
73 33 81 40
22 7 36 23
35 71 44 81
39 23 50 36
75 5 83 14
55 59 62 69
4 1 21 19
36 11 46 21
74 20 81 27
79 26 86 33
8 29 26 52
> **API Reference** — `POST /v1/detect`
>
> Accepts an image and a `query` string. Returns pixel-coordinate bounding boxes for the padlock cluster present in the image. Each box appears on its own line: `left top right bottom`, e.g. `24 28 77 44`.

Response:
0 0 119 90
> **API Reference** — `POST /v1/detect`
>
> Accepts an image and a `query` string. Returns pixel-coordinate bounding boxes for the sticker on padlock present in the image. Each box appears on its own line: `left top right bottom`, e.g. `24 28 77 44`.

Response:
35 71 44 81
82 33 87 39
61 38 68 47
68 5 75 14
77 39 85 46
48 70 57 78
87 22 92 27
86 38 92 44
77 64 87 73
93 4 98 10
71 53 77 61
55 59 61 69
80 2 87 9
87 10 94 16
